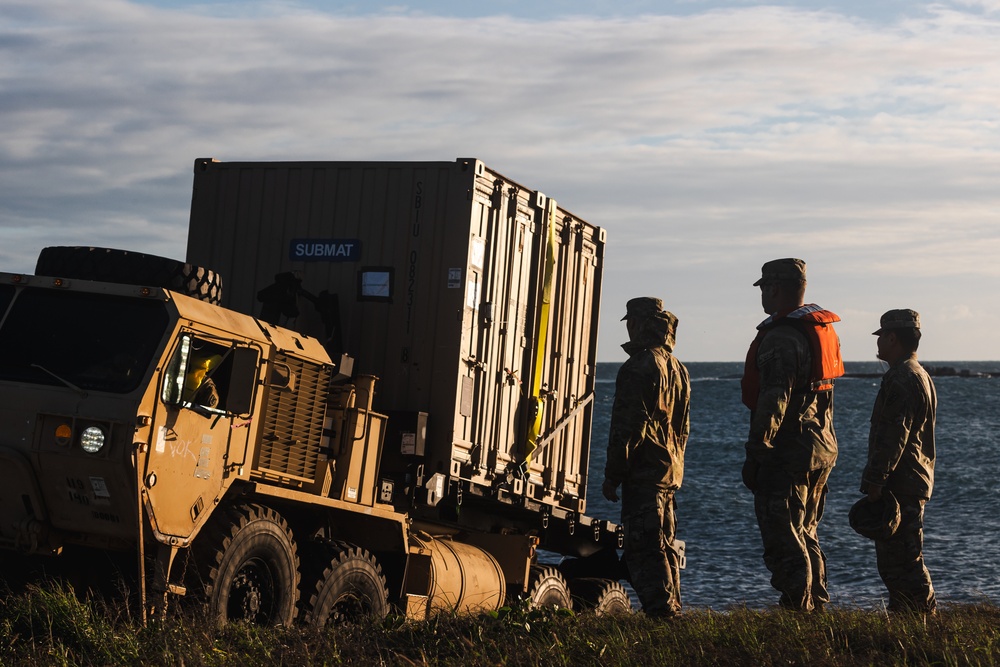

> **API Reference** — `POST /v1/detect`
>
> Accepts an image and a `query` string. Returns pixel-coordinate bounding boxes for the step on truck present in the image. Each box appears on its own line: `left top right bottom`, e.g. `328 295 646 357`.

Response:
0 157 628 625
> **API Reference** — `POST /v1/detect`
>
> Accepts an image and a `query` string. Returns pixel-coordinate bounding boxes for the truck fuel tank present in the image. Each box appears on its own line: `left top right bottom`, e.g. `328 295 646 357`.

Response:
403 533 505 618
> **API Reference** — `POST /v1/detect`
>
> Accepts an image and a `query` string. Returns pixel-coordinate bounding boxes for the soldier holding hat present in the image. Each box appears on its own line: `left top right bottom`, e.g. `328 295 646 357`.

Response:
860 309 937 613
740 258 843 611
602 296 690 618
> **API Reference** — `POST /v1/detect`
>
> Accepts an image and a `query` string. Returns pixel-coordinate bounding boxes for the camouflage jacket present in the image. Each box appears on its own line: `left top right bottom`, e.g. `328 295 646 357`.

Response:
862 356 936 499
604 318 690 489
745 325 838 472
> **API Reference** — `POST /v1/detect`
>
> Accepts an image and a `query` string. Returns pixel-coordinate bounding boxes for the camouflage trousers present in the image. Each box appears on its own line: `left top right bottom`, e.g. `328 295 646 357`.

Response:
875 497 936 613
622 484 681 616
753 466 831 611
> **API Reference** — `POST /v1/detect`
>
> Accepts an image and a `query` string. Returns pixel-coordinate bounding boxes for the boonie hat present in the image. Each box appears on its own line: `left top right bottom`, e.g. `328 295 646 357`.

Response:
753 258 806 286
872 309 921 336
849 491 901 540
621 296 663 321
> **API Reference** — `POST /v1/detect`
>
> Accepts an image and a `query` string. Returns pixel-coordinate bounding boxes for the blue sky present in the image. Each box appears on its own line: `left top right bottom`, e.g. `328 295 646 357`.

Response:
3 0 999 361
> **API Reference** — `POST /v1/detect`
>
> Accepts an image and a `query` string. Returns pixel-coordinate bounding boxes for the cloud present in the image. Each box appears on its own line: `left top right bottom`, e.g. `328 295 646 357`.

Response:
948 0 1000 14
1 1 998 359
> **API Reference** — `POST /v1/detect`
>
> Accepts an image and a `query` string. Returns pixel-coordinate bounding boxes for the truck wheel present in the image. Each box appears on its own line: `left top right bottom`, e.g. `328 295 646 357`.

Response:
524 566 571 610
303 543 388 627
569 578 632 615
34 246 224 305
193 503 299 626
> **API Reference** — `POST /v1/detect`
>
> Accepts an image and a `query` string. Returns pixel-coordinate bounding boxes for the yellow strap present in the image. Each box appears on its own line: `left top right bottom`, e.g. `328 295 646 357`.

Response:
524 199 557 463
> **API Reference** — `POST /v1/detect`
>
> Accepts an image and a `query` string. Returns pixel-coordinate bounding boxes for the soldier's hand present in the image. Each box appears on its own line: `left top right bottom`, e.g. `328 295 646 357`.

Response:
602 479 620 502
741 457 760 492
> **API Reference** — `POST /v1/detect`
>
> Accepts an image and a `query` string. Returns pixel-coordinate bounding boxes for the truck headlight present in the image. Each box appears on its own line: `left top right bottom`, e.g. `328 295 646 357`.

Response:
80 426 106 454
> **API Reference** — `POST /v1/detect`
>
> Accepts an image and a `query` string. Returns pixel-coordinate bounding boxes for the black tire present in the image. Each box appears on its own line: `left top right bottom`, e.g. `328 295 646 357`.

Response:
191 503 299 626
524 565 571 610
569 578 632 616
302 542 389 628
34 246 223 305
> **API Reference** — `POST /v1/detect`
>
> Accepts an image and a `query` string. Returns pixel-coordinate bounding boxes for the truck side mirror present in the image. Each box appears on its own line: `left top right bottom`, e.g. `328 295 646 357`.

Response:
225 347 259 415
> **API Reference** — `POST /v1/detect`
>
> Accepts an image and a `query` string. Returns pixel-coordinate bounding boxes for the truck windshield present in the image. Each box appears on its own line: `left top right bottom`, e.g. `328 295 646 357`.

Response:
0 285 13 318
0 287 170 394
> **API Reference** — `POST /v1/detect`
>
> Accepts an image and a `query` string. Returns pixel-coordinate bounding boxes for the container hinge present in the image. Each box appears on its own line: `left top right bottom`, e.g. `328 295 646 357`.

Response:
424 472 447 507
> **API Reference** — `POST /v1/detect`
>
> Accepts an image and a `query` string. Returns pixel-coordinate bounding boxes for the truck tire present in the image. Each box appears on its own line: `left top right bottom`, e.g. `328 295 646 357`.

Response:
524 565 571 610
302 542 389 627
192 503 300 626
569 578 632 616
34 246 224 305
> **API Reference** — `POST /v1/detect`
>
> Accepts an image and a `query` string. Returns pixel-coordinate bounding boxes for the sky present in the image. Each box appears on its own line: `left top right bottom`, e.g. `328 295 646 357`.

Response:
2 1 999 362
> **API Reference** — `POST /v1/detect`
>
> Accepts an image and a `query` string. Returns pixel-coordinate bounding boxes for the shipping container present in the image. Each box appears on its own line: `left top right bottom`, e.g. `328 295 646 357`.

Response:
187 158 609 552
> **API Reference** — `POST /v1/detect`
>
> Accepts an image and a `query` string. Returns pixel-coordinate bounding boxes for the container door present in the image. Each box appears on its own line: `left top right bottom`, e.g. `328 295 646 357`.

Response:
531 213 602 505
459 176 545 488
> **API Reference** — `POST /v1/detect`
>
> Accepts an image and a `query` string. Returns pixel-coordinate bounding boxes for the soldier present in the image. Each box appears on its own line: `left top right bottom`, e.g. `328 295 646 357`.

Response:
602 297 690 618
861 309 937 613
740 259 842 611
183 352 222 408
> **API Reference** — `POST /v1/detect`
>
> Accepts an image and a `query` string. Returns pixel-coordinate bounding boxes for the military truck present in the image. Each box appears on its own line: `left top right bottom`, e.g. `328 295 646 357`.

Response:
0 158 627 625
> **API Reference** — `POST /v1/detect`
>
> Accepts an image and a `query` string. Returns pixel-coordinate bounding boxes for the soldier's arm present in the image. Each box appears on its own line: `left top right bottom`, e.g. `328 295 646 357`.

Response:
745 330 801 461
675 361 691 452
604 358 657 484
862 377 915 488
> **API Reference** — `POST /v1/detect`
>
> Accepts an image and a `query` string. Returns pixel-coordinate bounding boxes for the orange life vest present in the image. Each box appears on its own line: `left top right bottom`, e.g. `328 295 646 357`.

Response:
741 304 843 410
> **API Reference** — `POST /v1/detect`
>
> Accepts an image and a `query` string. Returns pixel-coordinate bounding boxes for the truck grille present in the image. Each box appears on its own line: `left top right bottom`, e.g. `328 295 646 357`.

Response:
255 353 331 486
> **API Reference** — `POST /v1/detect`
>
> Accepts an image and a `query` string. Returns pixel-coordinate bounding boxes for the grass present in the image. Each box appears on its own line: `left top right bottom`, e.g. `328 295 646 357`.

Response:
0 583 998 666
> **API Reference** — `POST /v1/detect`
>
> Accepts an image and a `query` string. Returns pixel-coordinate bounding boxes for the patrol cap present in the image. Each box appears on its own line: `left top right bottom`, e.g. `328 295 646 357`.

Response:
621 296 664 321
753 258 806 286
872 309 920 335
849 492 901 540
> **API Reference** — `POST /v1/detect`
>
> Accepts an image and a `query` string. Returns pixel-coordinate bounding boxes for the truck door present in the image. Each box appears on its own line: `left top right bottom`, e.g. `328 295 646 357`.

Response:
143 333 260 542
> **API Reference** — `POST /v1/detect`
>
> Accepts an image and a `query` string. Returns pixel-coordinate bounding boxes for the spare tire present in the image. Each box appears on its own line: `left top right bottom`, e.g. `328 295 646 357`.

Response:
35 246 223 305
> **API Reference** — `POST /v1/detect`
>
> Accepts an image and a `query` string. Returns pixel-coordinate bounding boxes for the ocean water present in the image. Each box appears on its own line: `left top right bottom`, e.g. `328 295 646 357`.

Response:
581 360 1000 610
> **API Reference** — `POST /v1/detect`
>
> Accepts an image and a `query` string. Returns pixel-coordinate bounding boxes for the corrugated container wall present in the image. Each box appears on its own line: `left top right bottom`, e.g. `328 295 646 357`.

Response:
186 158 605 516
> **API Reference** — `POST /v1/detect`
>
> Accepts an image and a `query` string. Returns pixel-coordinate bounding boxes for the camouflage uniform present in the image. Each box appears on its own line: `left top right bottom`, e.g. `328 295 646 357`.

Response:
743 260 838 611
862 310 936 613
604 297 690 617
